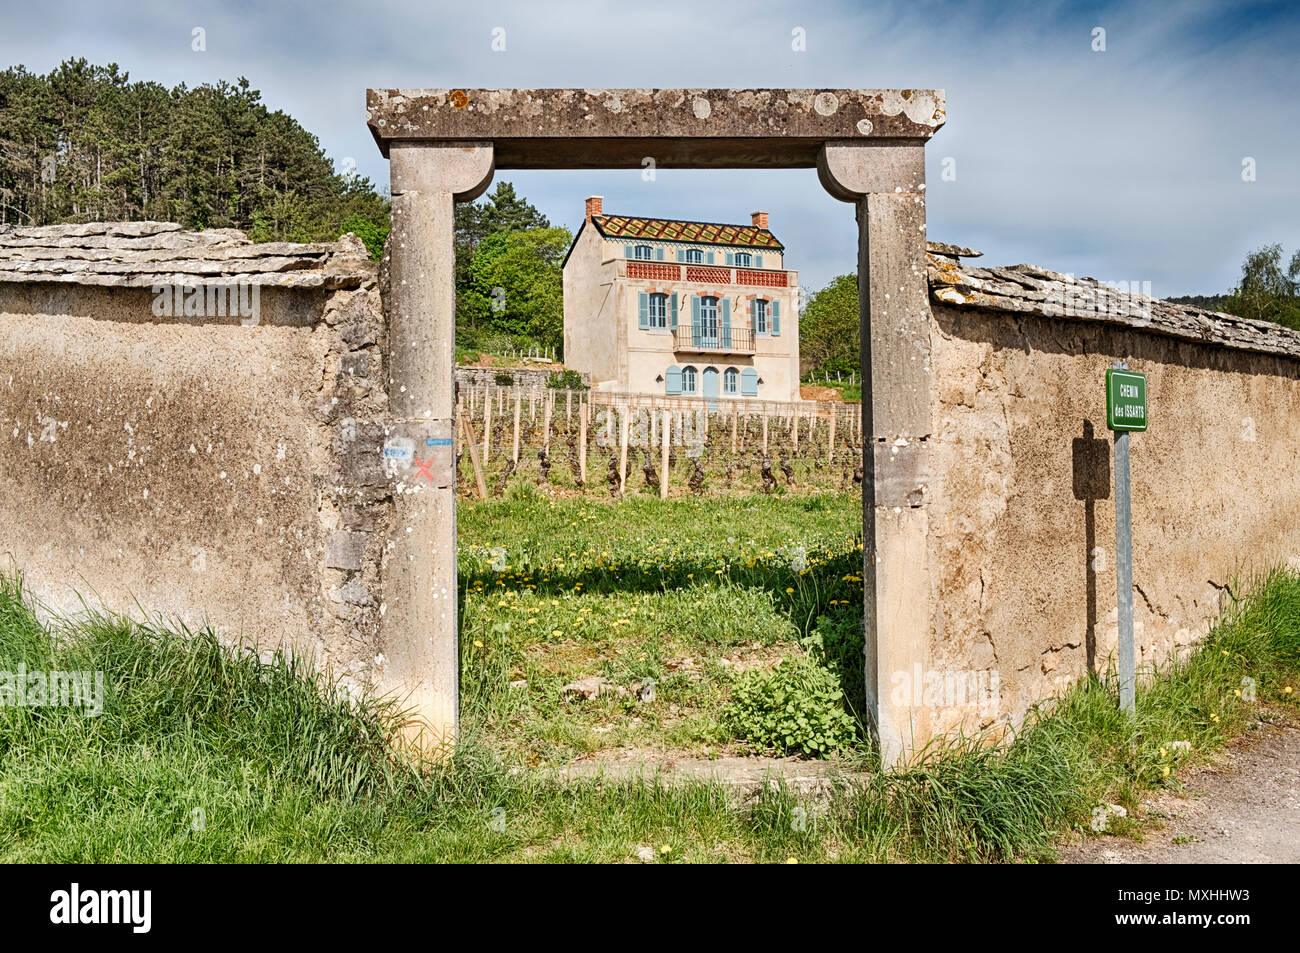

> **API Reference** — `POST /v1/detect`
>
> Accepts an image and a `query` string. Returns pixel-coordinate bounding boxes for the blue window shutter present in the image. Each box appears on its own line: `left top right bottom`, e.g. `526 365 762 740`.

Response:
666 366 682 395
691 295 701 347
721 298 731 348
655 246 665 260
706 250 715 265
670 292 678 329
725 252 734 266
638 292 649 329
771 300 781 336
755 254 763 268
676 249 685 263
741 368 758 396
624 244 634 258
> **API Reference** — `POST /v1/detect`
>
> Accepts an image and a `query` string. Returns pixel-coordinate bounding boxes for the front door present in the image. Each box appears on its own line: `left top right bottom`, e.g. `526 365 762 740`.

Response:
702 366 719 411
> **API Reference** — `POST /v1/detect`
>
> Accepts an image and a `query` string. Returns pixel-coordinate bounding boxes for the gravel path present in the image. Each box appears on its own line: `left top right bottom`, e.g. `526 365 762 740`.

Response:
1062 718 1300 864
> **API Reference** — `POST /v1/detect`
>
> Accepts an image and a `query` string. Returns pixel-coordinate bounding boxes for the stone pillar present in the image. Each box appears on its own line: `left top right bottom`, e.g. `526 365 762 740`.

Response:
818 141 932 768
382 141 494 755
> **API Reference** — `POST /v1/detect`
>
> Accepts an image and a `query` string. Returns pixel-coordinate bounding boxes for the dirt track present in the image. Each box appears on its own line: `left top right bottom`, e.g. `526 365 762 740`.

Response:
1062 718 1300 864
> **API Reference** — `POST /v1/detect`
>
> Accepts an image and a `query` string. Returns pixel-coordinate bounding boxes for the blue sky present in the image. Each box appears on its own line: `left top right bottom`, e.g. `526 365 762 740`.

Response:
3 0 1296 295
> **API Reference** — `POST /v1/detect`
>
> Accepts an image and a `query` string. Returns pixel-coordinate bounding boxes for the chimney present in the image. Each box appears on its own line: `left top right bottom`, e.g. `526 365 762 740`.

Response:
751 210 769 230
585 196 603 223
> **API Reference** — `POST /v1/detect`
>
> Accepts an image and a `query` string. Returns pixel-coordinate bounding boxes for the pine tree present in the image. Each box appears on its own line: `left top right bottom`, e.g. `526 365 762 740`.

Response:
0 58 389 247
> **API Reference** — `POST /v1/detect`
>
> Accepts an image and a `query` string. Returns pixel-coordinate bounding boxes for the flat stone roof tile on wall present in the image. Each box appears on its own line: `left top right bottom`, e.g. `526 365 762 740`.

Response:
0 221 376 290
927 250 1300 362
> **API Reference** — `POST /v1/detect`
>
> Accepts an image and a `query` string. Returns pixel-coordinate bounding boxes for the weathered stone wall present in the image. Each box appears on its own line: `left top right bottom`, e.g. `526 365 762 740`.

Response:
7 220 1299 755
0 223 389 695
922 253 1300 739
454 364 585 390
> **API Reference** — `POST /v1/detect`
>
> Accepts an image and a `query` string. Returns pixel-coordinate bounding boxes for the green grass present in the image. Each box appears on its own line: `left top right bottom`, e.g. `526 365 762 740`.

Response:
803 378 861 403
457 490 866 762
1 490 1297 861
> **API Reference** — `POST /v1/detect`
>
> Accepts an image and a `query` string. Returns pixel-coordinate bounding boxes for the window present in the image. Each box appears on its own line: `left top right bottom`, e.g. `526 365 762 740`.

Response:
753 298 768 334
648 293 668 329
734 252 752 267
699 296 718 324
685 248 704 264
724 367 738 395
741 367 759 396
681 365 698 394
634 244 653 260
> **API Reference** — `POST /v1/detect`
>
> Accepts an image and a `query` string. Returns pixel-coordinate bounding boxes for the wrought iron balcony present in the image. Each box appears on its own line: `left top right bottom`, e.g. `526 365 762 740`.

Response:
672 326 755 355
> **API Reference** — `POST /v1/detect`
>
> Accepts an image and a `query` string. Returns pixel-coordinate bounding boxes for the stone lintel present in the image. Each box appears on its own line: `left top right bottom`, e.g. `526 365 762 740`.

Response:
366 88 945 166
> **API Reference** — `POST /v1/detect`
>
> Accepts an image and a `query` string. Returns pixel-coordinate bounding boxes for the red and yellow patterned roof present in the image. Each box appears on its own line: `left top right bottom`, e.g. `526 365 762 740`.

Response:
591 215 783 250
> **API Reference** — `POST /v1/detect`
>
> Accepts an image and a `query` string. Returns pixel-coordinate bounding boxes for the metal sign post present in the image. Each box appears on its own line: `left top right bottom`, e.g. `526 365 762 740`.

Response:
1106 362 1147 714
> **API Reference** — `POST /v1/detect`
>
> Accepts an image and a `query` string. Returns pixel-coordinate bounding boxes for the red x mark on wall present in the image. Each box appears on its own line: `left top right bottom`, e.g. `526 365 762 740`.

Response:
412 457 435 482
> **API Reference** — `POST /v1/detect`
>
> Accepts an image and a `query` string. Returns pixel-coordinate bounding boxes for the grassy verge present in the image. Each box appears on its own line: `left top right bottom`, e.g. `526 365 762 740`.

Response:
1 538 1295 861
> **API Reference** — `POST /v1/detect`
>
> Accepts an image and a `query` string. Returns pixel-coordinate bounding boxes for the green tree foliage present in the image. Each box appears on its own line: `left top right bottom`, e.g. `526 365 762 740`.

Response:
1223 243 1300 331
800 273 859 376
464 226 572 347
337 211 389 261
0 62 567 348
455 181 550 254
452 182 568 350
0 58 389 249
1165 293 1233 313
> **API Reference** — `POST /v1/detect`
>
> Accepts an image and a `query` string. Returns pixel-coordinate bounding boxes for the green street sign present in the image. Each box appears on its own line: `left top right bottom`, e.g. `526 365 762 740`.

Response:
1106 369 1147 431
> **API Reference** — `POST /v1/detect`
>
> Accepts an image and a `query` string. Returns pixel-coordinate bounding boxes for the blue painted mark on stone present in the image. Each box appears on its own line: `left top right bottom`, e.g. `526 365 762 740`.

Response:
427 438 453 446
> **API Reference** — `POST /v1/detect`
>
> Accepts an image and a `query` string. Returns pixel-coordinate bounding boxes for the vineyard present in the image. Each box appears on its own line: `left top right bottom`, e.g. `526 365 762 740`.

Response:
454 385 866 499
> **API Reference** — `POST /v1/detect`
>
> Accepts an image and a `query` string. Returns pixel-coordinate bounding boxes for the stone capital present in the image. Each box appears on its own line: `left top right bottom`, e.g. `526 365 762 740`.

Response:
390 141 495 200
817 140 926 201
